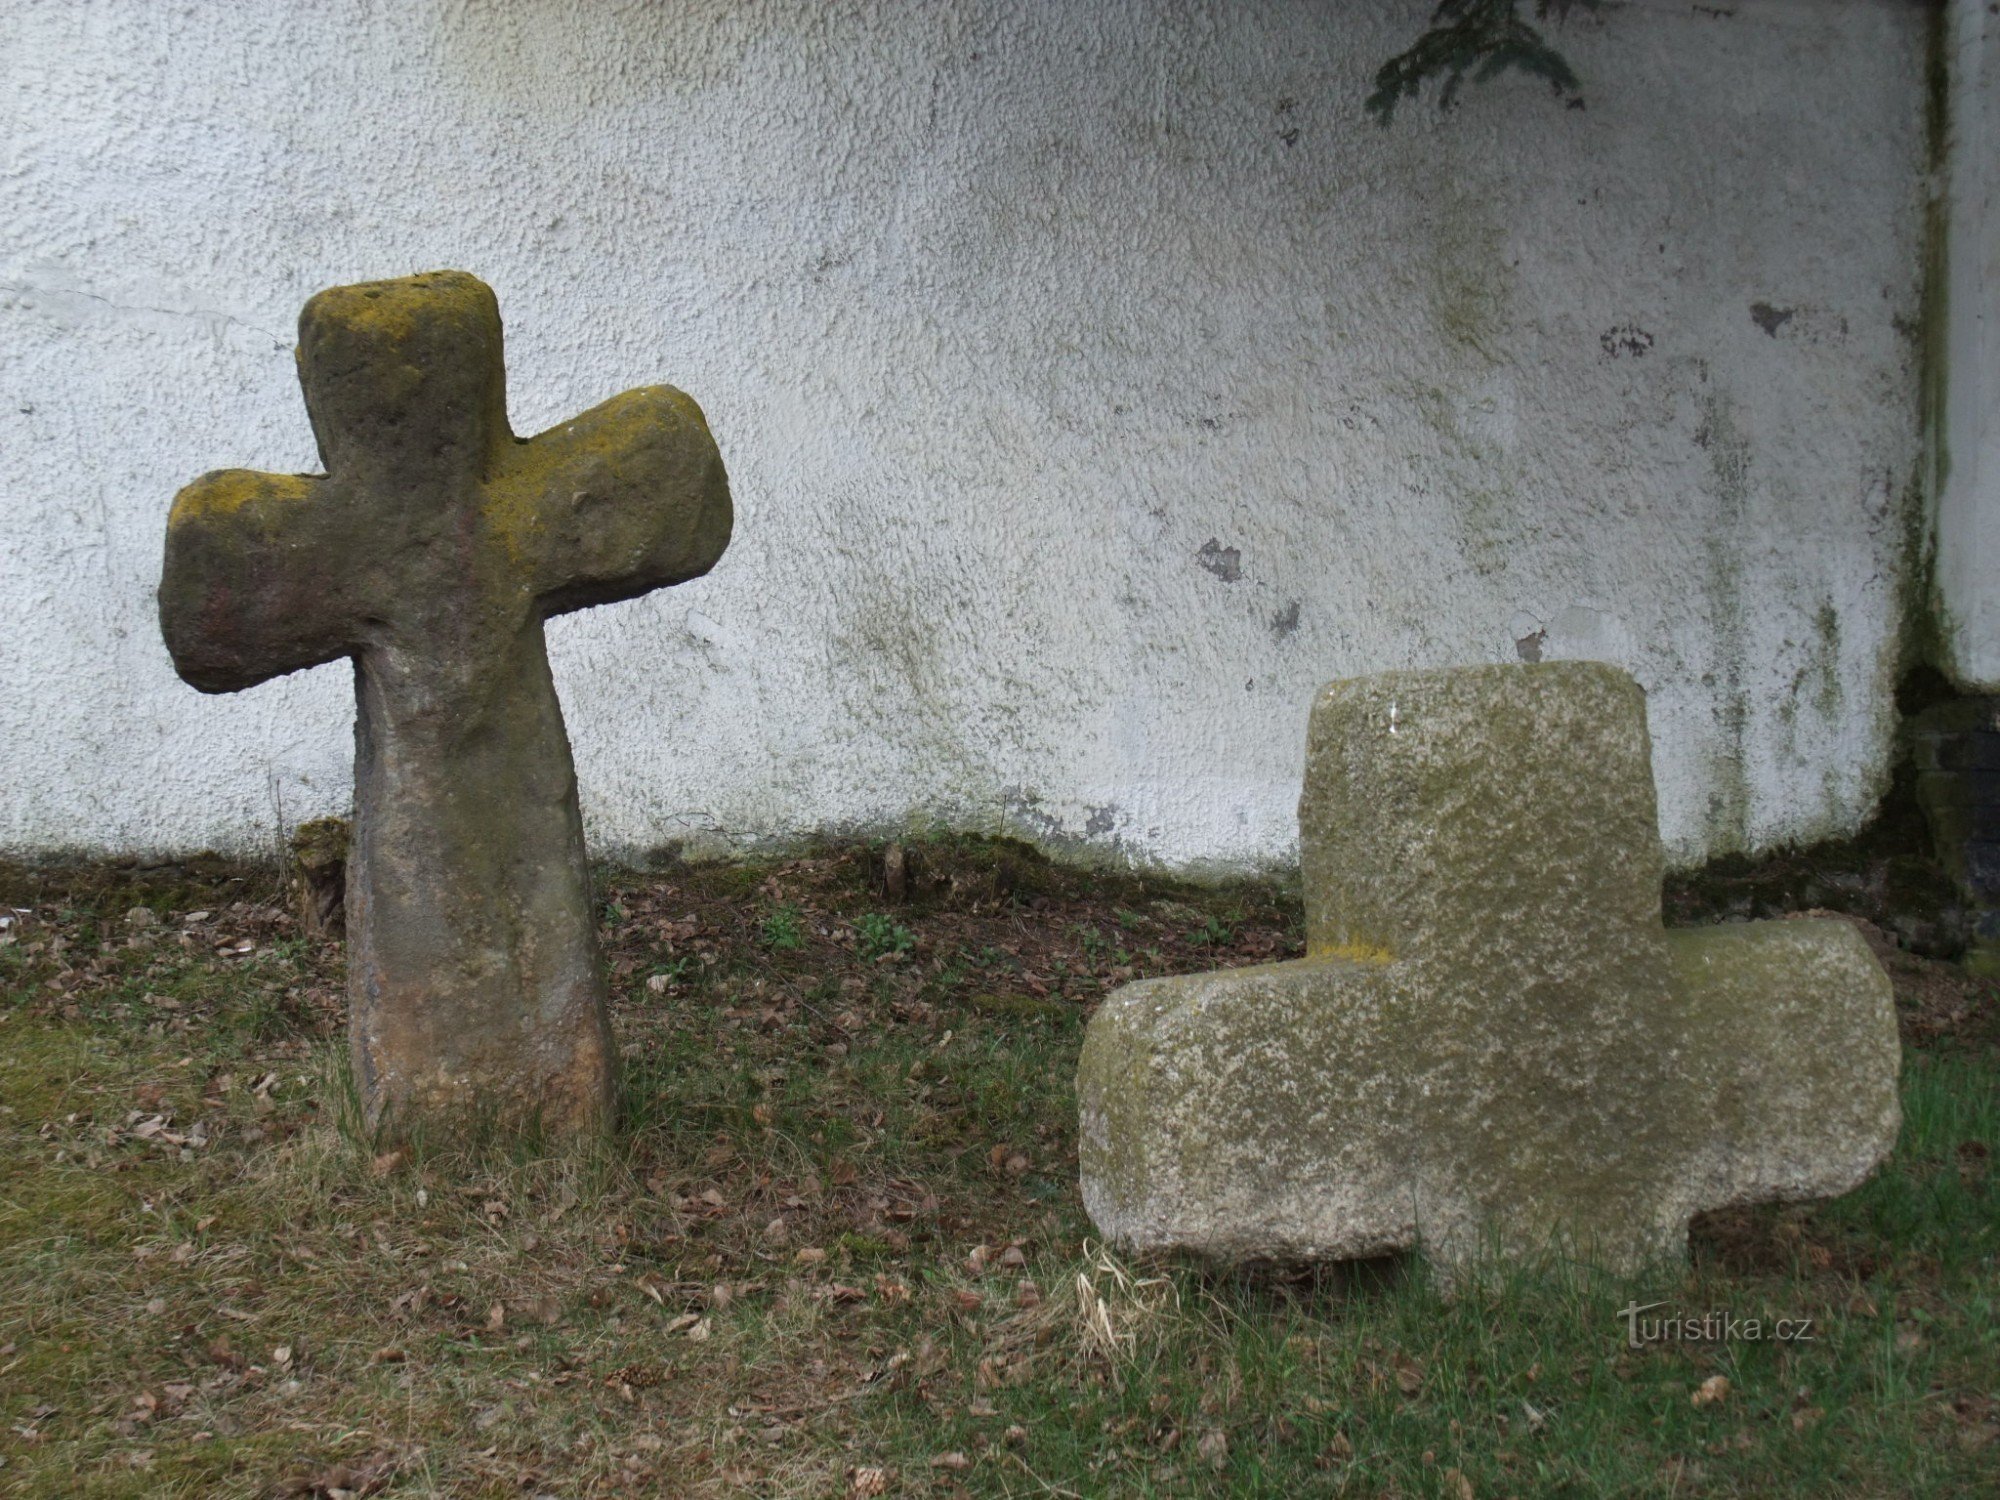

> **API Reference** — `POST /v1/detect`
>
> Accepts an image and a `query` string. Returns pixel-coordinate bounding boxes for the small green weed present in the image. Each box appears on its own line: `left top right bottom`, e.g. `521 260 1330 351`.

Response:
1190 912 1236 947
760 902 805 951
854 911 915 960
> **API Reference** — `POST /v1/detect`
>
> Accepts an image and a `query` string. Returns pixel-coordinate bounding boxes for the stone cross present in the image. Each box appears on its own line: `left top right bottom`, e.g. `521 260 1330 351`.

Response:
1078 663 1901 1278
159 271 731 1135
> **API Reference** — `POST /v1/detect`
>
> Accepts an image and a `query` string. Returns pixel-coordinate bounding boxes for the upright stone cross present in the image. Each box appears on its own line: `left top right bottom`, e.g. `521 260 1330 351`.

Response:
1079 663 1901 1277
160 271 731 1135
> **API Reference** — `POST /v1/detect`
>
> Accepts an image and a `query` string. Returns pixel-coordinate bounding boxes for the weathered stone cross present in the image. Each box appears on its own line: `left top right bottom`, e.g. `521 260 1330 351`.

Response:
1079 663 1901 1277
160 271 731 1135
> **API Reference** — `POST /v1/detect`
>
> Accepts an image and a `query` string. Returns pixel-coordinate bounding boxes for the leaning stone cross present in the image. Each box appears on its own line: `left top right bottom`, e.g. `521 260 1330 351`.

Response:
160 271 731 1135
1079 663 1901 1277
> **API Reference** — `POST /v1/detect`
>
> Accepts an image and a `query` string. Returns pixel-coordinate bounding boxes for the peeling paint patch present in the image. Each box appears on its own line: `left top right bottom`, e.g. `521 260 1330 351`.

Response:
1515 628 1546 662
807 249 851 282
1000 785 1063 842
1270 600 1300 640
1195 538 1241 583
996 786 1131 865
1274 95 1299 148
1600 324 1655 358
1750 301 1796 337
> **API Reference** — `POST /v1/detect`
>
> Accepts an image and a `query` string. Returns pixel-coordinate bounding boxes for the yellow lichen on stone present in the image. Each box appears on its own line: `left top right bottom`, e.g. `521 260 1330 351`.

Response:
477 442 539 564
168 469 317 528
303 271 496 348
480 385 702 567
1311 939 1396 966
309 289 419 344
657 384 711 436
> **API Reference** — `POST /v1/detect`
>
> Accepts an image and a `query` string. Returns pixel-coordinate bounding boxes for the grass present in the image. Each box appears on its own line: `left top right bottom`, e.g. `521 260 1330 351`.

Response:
0 839 1993 1496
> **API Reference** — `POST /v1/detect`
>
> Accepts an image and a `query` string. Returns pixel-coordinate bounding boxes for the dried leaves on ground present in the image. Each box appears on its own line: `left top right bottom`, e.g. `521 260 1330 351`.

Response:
0 838 1993 1496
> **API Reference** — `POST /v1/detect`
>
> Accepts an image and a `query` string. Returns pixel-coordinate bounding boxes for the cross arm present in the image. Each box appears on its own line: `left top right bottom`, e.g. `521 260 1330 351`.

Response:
158 469 371 693
488 385 732 618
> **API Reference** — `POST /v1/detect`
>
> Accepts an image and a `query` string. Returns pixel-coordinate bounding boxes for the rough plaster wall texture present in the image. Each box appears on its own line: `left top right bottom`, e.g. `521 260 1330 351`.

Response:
0 0 1930 871
1941 0 2000 689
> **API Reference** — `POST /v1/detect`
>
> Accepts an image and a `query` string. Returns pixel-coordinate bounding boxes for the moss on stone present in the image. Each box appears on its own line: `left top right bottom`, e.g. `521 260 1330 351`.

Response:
289 815 350 872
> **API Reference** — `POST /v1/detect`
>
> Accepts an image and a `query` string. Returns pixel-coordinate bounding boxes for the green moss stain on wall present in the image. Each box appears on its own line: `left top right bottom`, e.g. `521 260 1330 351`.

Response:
1424 186 1511 364
1776 598 1844 756
1401 380 1518 583
1813 601 1844 719
1905 3 1956 683
1697 391 1753 854
833 588 991 817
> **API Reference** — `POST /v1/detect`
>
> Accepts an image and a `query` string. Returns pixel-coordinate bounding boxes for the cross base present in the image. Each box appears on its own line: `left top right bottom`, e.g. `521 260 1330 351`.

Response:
1080 917 1898 1278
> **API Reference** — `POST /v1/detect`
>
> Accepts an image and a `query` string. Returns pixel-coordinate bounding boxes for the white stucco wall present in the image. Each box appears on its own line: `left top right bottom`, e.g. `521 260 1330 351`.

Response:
1940 0 2000 690
0 0 1933 872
